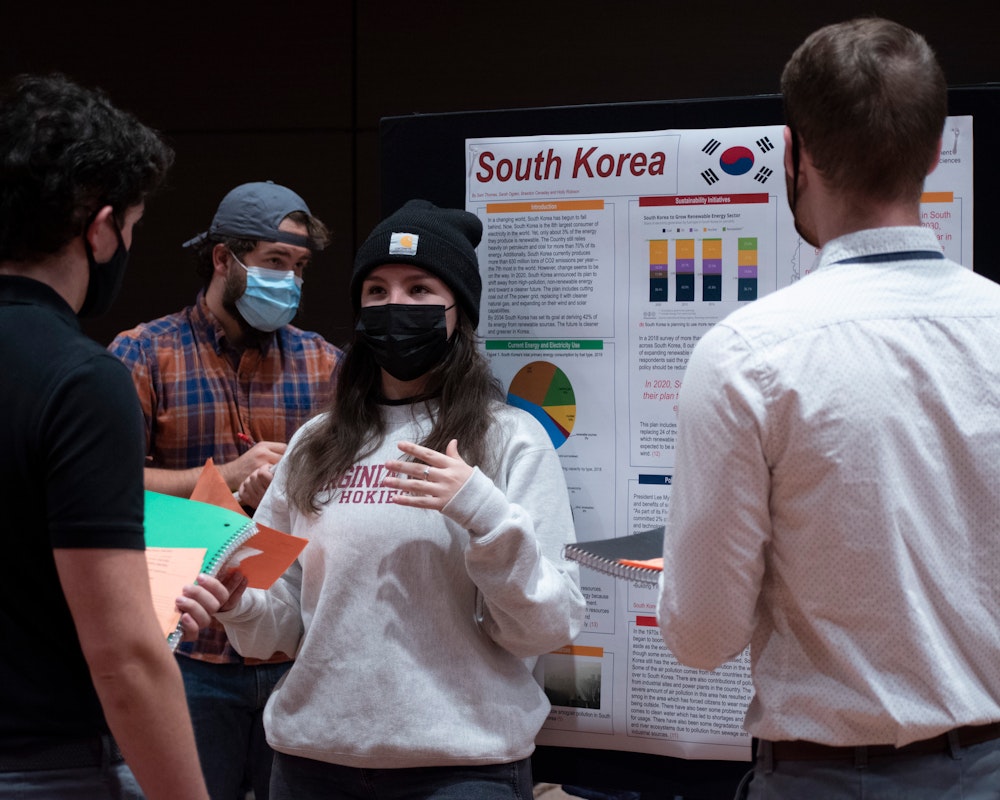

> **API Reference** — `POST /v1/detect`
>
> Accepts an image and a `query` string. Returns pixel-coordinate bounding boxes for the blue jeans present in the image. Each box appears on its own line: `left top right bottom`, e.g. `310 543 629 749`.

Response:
0 735 142 799
269 752 534 800
178 655 291 800
743 736 1000 799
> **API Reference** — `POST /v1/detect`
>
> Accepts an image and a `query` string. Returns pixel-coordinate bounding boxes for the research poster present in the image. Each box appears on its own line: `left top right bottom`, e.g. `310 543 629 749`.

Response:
465 117 974 761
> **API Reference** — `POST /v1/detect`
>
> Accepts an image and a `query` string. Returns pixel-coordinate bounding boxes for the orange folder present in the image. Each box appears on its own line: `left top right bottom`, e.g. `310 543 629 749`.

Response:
189 458 307 590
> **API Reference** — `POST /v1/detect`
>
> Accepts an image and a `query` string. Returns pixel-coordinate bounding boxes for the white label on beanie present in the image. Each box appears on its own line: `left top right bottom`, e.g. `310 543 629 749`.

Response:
389 232 419 256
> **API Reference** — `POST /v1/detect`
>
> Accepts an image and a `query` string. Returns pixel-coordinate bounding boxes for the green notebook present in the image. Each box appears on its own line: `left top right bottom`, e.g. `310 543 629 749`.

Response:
144 490 258 648
144 490 258 574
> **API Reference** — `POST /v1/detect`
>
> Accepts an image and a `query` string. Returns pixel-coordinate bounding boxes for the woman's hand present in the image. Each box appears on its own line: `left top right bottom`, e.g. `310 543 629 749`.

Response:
175 570 248 641
383 439 473 511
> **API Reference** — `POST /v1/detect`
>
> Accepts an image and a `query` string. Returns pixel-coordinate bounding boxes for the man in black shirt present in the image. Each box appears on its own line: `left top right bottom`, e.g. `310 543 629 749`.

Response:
0 74 209 799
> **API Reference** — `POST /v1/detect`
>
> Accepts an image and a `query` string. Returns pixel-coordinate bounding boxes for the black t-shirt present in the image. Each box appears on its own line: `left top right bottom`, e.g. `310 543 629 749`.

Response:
0 275 146 747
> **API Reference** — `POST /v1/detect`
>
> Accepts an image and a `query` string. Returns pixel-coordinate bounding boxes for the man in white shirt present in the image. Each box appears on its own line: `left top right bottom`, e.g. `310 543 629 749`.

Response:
657 17 1000 799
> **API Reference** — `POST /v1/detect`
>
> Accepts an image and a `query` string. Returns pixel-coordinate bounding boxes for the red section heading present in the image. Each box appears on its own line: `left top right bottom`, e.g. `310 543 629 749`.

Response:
640 193 769 207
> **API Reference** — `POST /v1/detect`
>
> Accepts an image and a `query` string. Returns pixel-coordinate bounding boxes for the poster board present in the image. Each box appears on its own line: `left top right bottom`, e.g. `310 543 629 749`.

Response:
378 85 997 796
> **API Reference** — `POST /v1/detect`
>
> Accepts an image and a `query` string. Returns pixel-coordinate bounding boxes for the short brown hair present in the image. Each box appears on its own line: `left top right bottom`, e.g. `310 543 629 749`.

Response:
781 18 947 204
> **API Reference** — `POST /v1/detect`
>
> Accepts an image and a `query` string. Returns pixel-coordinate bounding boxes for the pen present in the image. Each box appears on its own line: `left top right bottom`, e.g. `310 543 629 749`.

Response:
237 432 256 447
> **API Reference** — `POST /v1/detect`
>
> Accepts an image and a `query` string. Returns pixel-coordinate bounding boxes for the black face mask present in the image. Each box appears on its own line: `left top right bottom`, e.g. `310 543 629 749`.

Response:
79 218 129 318
357 303 452 382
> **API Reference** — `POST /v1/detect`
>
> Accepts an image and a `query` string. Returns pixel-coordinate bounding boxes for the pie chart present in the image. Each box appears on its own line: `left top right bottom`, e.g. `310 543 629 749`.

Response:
506 361 576 448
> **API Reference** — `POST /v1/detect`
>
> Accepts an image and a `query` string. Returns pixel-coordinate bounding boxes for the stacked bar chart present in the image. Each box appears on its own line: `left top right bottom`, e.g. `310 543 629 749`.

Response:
702 238 722 301
675 239 695 301
646 236 762 303
649 240 669 302
737 237 758 301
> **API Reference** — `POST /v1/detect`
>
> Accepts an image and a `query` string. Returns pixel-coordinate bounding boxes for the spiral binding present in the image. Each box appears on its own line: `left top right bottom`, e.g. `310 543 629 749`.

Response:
165 518 257 651
203 519 257 577
563 543 660 587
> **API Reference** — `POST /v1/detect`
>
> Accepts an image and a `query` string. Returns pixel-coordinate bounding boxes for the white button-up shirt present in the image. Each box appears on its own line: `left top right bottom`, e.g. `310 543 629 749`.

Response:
658 226 1000 747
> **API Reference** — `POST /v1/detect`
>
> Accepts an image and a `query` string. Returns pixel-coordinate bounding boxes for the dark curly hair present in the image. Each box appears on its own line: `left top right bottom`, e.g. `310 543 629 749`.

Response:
0 73 174 262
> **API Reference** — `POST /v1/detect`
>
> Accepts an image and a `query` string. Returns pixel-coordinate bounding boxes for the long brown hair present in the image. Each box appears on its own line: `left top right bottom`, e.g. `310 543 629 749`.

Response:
285 311 504 514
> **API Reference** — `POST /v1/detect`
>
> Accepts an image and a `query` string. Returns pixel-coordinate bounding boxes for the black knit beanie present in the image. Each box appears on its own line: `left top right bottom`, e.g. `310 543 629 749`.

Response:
351 199 483 325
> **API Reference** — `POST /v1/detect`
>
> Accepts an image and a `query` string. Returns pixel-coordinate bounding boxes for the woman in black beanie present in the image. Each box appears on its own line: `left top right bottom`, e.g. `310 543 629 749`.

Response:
180 199 585 800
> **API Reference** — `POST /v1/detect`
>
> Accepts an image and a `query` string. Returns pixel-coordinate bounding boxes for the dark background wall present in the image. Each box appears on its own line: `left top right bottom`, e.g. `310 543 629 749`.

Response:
3 1 994 350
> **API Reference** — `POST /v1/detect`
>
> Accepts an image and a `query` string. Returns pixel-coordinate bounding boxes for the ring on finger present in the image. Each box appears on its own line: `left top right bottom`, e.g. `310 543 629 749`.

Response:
423 467 431 479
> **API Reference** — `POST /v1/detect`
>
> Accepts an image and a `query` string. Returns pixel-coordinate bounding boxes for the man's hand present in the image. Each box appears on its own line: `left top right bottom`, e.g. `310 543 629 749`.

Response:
219 441 285 492
237 463 275 510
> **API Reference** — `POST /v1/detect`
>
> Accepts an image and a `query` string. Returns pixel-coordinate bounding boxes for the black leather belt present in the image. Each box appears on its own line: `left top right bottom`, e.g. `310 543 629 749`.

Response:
0 735 124 771
769 722 1000 762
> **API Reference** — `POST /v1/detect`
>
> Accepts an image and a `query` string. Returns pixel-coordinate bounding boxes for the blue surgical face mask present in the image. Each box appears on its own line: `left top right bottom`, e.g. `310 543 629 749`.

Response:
232 253 303 332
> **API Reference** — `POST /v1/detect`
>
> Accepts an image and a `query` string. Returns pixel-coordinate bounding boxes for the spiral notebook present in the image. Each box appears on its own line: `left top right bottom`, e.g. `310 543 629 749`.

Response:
143 487 307 649
563 526 665 584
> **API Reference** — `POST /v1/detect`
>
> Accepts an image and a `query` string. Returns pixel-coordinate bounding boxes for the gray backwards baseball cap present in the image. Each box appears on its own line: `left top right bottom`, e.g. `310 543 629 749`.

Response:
182 180 322 250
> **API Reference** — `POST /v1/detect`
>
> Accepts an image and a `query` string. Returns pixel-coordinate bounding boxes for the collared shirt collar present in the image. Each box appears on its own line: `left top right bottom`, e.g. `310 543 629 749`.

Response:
0 274 79 325
818 226 943 272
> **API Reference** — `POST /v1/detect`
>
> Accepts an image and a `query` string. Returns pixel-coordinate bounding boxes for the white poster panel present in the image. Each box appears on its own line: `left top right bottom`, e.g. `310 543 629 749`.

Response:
466 118 973 760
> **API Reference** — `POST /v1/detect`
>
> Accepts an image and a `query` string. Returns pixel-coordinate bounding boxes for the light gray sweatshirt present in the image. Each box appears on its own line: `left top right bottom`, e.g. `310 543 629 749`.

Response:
218 400 585 768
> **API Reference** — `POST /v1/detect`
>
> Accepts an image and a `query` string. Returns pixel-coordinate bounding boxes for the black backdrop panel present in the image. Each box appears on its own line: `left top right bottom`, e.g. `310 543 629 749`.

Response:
381 85 998 283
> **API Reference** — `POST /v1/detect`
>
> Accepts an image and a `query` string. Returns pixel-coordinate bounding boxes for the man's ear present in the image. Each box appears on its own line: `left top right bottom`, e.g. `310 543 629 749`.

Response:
784 126 815 191
783 126 795 180
211 243 232 277
927 135 943 175
83 205 117 262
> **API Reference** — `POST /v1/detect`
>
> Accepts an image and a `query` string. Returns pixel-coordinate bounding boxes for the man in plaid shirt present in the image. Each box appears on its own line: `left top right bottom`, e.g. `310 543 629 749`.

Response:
110 181 341 800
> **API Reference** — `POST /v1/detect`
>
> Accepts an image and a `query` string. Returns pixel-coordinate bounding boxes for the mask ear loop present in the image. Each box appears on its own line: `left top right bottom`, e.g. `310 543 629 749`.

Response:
229 248 248 271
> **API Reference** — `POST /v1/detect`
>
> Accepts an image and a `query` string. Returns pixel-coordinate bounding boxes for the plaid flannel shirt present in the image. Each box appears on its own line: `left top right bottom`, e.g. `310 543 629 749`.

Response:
110 292 341 663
